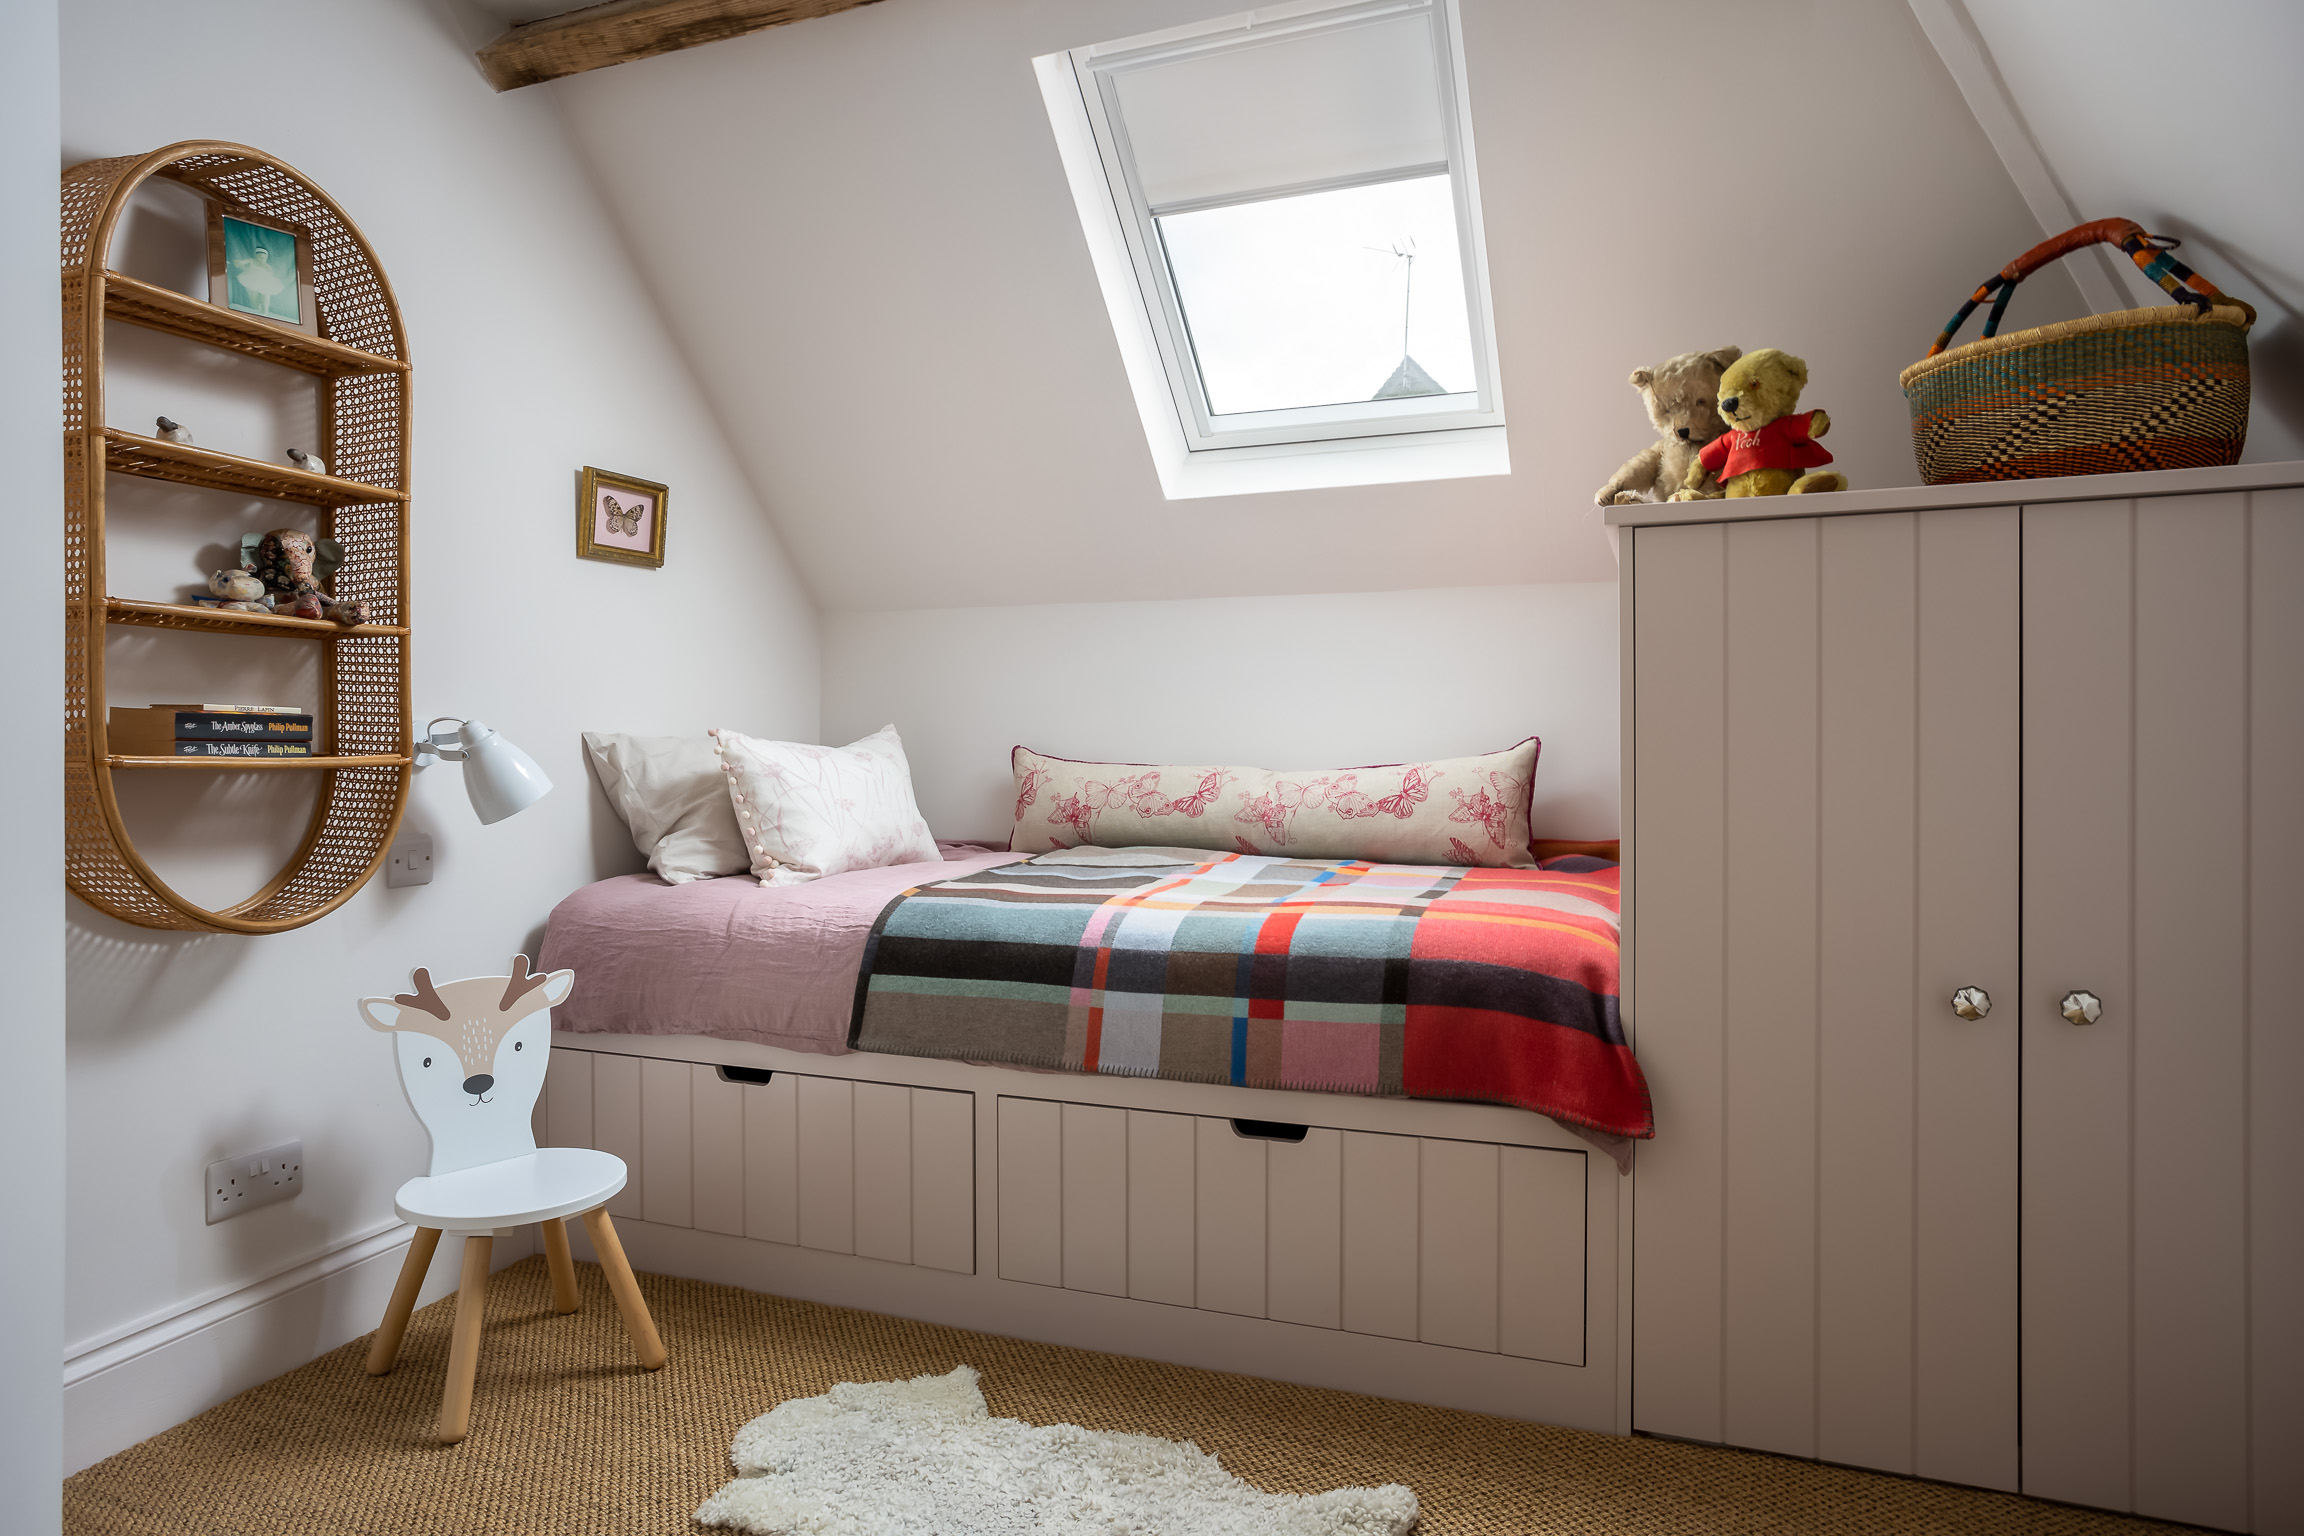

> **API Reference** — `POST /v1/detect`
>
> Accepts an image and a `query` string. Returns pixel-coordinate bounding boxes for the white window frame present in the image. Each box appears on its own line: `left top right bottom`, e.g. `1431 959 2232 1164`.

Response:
1035 0 1509 500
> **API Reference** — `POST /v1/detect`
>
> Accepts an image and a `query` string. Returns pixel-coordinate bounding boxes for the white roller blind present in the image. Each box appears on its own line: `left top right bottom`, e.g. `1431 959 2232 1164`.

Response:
1106 9 1446 211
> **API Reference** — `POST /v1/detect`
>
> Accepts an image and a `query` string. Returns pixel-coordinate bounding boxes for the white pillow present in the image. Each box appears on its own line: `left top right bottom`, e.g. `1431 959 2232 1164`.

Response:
711 724 941 887
581 732 750 883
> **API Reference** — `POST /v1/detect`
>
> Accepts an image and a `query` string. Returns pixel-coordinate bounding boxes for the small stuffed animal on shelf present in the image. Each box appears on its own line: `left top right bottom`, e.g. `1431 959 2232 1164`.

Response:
285 447 328 476
249 528 371 625
1595 346 1742 505
1671 348 1850 500
205 568 269 612
155 415 194 445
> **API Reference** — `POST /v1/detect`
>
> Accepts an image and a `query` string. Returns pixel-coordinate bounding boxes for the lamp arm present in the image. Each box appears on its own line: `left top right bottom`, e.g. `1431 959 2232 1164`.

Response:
413 715 470 769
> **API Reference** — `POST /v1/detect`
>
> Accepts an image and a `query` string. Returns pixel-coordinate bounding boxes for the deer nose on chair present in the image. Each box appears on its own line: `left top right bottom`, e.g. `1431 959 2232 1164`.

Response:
463 1074 494 1096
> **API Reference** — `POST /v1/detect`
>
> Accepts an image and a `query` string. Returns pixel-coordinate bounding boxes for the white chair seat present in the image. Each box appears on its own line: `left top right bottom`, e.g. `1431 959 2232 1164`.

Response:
393 1146 627 1232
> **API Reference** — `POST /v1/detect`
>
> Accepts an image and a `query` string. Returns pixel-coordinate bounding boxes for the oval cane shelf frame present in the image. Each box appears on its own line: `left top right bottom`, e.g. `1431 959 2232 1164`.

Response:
63 142 412 934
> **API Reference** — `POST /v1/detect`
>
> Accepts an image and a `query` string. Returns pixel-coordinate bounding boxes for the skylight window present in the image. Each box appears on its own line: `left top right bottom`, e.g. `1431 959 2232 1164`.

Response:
1037 0 1507 499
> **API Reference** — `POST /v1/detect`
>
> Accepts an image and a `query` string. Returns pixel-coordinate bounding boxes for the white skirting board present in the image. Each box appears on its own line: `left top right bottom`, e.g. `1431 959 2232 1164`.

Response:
547 1033 1630 1433
61 1223 535 1475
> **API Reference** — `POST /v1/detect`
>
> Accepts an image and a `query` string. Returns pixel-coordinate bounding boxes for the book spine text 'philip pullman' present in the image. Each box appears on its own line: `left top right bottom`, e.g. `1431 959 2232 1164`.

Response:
172 740 314 758
167 712 314 740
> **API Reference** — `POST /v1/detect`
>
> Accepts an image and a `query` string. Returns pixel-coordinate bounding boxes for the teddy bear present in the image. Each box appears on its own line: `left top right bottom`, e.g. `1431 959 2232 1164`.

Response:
1671 348 1849 500
249 528 371 625
204 568 269 613
1594 346 1742 506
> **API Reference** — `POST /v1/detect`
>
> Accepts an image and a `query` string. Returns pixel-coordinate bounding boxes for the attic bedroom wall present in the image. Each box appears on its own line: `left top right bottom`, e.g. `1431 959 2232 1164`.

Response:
5 5 65 1525
57 0 817 1470
549 0 2084 828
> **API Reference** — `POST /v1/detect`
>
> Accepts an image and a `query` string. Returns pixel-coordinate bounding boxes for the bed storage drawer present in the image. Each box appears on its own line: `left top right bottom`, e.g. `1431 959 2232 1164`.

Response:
994 1095 1586 1365
540 1048 976 1274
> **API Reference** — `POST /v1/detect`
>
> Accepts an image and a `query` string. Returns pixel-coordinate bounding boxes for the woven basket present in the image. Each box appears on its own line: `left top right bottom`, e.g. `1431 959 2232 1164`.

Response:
1900 218 2254 484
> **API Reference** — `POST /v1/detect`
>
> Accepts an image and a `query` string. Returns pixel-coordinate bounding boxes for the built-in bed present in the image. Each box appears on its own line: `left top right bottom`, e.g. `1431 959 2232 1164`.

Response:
533 843 1640 1432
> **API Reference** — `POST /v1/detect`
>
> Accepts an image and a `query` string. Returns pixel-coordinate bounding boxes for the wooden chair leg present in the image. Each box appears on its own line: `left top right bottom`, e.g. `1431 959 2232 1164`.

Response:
541 1218 580 1314
580 1206 667 1370
437 1234 493 1445
365 1226 441 1376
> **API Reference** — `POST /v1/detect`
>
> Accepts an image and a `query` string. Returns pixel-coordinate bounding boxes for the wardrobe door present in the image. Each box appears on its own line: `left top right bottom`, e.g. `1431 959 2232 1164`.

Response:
1909 507 2022 1491
1630 510 2019 1480
2022 492 2286 1531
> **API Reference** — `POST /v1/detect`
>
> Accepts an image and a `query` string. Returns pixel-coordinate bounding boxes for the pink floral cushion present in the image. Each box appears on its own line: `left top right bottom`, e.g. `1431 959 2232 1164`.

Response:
712 725 941 886
1008 740 1541 866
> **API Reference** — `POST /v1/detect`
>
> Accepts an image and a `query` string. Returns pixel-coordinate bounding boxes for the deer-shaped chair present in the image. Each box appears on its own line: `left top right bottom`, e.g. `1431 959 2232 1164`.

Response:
359 957 665 1444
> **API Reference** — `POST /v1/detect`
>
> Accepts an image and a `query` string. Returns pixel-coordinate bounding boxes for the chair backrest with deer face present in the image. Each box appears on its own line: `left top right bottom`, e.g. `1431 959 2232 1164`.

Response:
358 957 576 1175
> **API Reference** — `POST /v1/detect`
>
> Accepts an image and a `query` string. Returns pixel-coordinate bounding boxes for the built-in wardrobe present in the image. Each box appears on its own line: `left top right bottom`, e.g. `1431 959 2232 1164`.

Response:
1615 461 2302 1535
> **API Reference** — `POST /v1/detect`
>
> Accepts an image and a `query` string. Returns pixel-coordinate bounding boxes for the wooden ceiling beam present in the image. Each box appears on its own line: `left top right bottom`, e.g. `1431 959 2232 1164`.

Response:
477 0 886 91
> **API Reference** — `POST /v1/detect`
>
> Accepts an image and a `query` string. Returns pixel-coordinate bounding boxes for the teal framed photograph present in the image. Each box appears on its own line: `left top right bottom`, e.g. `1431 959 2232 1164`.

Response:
206 206 319 335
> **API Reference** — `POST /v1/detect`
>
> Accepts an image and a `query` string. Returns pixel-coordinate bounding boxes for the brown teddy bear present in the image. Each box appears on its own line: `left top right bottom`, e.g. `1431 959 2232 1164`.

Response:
1672 348 1849 500
1594 346 1742 506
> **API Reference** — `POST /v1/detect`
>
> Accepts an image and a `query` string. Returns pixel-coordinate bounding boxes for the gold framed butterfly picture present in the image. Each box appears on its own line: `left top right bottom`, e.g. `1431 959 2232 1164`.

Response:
576 466 667 569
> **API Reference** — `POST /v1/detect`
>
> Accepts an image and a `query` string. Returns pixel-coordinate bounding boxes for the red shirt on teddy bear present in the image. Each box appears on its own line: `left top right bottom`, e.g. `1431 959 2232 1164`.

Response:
1697 411 1835 481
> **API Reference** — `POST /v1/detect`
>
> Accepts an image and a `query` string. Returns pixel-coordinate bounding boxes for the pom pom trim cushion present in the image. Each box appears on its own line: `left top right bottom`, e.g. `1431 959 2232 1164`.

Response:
1008 739 1541 867
713 725 941 887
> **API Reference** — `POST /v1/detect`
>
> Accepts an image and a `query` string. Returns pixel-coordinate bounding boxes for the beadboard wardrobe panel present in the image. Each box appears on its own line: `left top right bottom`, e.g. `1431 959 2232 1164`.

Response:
1626 510 2019 1483
1615 462 2304 1533
547 1034 1626 1433
2022 493 2294 1530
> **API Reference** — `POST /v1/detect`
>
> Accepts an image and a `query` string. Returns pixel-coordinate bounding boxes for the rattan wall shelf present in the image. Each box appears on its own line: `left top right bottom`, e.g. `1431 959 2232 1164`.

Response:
63 142 413 934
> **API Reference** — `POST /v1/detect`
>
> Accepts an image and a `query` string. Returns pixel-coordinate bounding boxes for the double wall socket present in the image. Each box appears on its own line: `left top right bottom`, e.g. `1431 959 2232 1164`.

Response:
386 831 433 887
206 1140 303 1224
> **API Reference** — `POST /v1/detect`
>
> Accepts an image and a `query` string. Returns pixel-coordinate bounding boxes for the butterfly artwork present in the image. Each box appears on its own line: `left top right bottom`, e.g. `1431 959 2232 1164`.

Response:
1130 767 1235 820
601 494 646 537
1163 768 1235 819
577 467 669 568
1447 771 1525 848
1375 764 1442 819
1014 765 1052 822
1324 773 1379 821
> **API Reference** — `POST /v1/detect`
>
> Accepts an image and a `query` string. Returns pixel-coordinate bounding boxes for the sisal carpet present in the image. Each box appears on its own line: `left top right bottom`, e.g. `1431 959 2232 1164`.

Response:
65 1256 2207 1536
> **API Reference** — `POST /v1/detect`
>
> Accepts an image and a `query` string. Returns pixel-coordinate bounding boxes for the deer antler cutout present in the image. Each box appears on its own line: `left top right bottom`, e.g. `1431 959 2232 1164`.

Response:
500 955 553 1013
394 967 452 1021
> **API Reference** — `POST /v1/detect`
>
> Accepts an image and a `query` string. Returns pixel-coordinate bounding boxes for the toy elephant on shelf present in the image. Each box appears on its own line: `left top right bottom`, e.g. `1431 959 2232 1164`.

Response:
243 529 371 625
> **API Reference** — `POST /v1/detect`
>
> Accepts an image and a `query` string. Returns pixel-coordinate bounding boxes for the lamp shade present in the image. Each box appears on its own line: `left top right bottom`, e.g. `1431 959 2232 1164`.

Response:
454 720 552 825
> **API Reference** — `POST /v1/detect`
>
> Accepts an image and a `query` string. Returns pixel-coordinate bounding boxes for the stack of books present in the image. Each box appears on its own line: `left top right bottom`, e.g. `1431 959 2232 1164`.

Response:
108 704 316 759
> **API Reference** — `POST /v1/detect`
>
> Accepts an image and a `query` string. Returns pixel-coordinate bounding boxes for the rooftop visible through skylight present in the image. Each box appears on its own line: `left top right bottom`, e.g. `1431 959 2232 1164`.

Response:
1155 171 1474 418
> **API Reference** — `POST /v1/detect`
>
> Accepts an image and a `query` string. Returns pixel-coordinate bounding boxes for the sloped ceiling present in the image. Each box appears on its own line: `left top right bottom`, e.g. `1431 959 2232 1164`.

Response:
546 0 2078 612
1939 0 2304 461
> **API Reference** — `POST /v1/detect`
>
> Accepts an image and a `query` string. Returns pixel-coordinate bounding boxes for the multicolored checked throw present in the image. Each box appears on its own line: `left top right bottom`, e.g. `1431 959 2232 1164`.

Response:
850 851 1651 1139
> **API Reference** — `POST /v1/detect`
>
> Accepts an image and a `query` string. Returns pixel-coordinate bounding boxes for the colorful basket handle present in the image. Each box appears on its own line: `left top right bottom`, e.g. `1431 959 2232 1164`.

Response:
1925 217 2234 359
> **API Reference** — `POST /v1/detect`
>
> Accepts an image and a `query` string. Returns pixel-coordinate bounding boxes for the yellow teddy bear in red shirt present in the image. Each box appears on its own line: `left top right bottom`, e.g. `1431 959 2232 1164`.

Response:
1671 348 1850 499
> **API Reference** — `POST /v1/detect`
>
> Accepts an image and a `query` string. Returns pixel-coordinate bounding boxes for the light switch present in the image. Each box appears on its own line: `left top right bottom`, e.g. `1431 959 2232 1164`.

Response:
386 832 434 887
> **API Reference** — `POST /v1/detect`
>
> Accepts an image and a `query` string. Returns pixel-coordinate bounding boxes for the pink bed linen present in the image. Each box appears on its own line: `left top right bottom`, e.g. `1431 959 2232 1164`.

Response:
539 844 1014 1055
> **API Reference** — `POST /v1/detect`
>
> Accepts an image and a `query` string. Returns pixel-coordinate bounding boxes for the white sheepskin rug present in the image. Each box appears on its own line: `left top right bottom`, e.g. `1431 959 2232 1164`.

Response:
695 1364 1419 1536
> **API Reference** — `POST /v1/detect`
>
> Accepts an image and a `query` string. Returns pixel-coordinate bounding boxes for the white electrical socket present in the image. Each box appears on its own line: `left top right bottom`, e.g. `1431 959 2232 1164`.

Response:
206 1140 303 1224
386 831 433 887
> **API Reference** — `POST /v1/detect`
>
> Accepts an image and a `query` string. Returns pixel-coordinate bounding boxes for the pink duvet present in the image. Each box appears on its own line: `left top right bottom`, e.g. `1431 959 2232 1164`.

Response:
538 844 1014 1055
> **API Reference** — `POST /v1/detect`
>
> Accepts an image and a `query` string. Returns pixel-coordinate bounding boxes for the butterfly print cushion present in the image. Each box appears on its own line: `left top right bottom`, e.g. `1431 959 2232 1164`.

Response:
1008 739 1541 867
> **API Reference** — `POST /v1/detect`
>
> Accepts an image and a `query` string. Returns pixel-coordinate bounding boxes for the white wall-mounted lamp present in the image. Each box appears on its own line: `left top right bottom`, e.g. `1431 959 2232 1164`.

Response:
412 717 552 825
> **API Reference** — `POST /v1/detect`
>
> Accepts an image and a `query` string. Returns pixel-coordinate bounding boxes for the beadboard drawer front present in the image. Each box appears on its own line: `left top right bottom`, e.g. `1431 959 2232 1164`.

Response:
542 1049 975 1275
995 1095 1587 1362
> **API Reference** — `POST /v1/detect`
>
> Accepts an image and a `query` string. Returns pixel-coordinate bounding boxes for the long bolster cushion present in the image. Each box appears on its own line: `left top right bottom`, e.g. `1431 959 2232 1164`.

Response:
1008 739 1541 868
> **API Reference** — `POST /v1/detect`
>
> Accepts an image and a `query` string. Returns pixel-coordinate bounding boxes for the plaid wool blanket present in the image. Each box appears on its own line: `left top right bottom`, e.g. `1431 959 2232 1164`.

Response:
849 850 1651 1139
